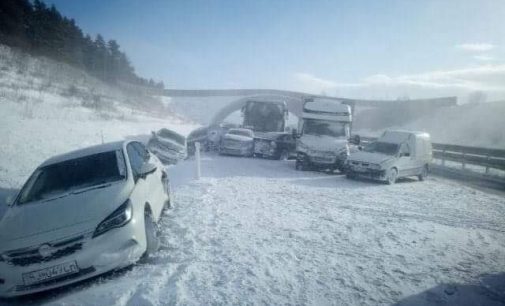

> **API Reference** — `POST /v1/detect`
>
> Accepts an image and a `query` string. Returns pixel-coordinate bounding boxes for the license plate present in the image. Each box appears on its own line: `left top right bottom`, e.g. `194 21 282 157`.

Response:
312 157 334 163
23 261 79 286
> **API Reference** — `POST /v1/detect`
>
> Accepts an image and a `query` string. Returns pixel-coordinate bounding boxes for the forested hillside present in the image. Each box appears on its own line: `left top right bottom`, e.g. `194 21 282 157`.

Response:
0 0 163 90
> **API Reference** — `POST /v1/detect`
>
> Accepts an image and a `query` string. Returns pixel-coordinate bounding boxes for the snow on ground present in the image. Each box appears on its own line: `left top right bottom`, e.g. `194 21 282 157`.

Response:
0 99 197 189
4 154 504 306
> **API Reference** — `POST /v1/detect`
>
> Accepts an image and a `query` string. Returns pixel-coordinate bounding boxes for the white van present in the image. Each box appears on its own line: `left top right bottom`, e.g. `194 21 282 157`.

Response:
346 130 432 184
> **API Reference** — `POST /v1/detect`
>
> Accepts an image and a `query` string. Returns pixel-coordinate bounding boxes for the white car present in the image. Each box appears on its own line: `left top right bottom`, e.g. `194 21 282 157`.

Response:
219 128 255 157
346 130 432 184
147 128 187 165
0 140 170 297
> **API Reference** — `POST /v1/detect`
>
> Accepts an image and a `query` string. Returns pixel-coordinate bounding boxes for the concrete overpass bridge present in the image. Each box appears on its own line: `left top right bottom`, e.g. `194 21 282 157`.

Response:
164 89 457 126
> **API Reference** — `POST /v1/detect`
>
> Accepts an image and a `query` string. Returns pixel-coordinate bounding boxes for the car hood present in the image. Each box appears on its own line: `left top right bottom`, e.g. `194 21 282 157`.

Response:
348 150 395 164
299 135 347 151
149 137 184 152
0 181 131 250
224 134 253 142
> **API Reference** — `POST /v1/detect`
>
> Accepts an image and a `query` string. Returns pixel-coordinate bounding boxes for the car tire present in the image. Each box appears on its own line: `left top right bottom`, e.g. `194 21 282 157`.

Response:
418 165 429 181
346 172 356 180
279 150 289 161
143 212 160 258
295 159 307 171
386 168 398 185
162 174 172 209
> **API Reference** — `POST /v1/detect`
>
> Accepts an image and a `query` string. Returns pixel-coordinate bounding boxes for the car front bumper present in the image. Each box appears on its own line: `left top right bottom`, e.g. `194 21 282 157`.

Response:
220 146 252 156
0 220 144 298
347 166 387 180
297 152 346 168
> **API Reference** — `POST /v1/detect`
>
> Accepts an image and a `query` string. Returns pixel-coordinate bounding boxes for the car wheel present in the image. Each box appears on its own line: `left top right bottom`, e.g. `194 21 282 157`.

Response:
165 182 172 209
386 168 398 185
346 172 356 180
295 159 307 171
418 165 429 181
279 150 289 161
143 212 160 258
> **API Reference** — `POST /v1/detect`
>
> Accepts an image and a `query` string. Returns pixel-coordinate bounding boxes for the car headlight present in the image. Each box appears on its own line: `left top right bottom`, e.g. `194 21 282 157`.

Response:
93 200 133 238
298 142 309 152
369 163 381 170
270 141 277 148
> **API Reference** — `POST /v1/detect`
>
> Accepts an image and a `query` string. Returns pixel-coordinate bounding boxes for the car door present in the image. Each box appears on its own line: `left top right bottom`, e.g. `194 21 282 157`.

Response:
397 142 415 177
134 142 164 218
126 142 150 214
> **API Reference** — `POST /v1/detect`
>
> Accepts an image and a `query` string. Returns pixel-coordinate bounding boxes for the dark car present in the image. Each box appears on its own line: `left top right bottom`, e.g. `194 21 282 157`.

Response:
187 126 210 156
253 132 296 160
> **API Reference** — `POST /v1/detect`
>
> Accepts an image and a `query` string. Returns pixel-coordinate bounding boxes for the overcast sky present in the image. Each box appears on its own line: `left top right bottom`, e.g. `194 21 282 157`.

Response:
47 0 505 101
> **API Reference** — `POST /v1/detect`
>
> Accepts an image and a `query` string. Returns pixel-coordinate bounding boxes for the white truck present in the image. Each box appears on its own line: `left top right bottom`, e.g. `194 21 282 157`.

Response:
294 97 353 172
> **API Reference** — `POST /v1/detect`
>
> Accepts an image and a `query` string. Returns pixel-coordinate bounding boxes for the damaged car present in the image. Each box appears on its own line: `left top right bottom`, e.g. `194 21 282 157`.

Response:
253 132 296 160
219 128 254 157
147 128 187 165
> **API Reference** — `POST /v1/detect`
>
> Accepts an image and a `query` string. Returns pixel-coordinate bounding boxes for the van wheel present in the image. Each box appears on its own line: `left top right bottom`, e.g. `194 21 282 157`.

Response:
143 212 160 259
279 150 289 161
386 168 398 185
295 160 307 171
418 165 429 181
346 172 356 180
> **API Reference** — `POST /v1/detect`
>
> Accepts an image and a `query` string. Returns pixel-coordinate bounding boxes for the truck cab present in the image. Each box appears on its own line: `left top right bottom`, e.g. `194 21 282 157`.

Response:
346 130 432 184
295 97 352 172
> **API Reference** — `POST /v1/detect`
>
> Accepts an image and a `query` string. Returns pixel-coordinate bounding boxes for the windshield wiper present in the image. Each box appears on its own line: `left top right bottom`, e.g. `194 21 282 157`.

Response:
71 182 112 195
39 191 72 203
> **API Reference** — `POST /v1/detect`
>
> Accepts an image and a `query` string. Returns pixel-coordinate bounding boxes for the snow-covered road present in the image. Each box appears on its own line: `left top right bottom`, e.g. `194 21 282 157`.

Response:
3 155 505 305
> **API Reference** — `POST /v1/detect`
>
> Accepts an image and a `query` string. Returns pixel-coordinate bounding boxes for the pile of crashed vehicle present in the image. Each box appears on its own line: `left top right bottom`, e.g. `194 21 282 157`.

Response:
0 96 432 298
145 96 433 186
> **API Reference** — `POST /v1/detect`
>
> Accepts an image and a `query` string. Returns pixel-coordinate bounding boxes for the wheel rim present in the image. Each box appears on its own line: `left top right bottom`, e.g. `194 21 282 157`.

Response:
145 214 159 255
388 169 397 184
280 150 289 160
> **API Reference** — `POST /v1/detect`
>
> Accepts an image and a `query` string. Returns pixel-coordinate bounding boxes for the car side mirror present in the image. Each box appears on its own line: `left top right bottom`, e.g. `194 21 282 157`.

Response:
138 163 157 179
5 194 15 206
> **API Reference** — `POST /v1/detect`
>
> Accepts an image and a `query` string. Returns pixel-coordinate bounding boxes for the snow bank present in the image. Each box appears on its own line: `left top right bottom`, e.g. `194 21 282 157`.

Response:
0 44 198 188
10 155 503 306
0 99 197 188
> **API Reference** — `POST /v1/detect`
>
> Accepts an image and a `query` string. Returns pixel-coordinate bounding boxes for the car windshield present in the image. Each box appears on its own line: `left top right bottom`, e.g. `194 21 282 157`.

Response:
17 151 126 204
228 130 252 137
303 119 346 137
363 142 399 155
157 129 185 145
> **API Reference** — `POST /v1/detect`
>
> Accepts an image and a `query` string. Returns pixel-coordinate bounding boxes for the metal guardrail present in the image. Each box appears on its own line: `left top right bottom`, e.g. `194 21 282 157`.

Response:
359 136 505 179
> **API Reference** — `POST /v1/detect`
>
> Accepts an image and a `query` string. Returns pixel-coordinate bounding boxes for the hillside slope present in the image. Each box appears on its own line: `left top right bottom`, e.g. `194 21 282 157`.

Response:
0 45 197 188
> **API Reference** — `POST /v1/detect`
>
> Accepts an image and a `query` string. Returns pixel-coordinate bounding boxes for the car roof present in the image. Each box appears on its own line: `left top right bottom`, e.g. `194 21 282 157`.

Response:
229 128 252 133
381 130 431 143
40 140 128 167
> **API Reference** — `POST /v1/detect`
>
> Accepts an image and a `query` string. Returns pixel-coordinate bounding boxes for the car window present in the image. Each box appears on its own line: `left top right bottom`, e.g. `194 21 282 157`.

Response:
133 142 150 162
400 143 411 155
17 151 125 204
127 143 145 175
